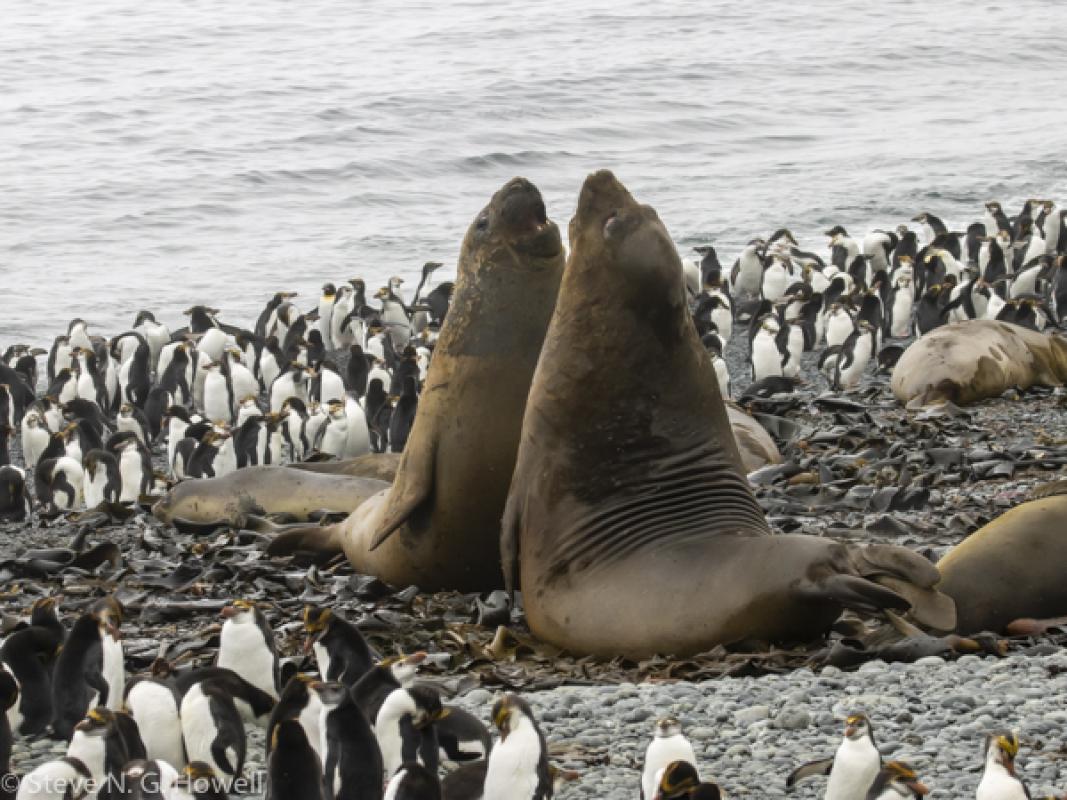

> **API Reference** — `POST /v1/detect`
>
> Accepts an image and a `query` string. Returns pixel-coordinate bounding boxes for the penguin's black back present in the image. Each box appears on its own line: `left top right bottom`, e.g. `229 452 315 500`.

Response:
266 719 325 800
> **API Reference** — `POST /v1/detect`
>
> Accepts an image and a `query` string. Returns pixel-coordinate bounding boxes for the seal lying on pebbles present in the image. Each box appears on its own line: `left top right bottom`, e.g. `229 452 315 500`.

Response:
500 170 952 658
936 493 1067 634
151 467 388 525
891 320 1067 407
266 177 565 591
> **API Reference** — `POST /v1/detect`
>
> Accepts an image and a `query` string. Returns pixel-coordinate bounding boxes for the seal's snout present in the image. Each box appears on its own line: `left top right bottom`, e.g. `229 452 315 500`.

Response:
575 169 636 232
499 179 548 233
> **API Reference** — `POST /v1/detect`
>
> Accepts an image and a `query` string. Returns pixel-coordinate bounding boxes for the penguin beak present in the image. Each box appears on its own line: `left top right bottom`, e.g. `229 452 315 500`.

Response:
906 779 930 796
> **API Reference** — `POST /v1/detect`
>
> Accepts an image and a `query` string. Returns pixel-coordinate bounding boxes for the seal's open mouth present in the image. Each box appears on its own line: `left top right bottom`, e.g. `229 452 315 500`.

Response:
497 179 560 257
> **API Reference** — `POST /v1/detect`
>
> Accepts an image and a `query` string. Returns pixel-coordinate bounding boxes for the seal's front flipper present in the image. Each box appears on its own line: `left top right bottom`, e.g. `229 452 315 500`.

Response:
801 574 911 615
368 436 436 551
785 757 834 789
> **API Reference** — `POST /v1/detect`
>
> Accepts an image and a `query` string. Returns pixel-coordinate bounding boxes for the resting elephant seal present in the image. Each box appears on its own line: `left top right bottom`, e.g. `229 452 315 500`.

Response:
501 170 951 658
891 320 1067 407
266 177 565 590
152 467 389 525
936 494 1067 634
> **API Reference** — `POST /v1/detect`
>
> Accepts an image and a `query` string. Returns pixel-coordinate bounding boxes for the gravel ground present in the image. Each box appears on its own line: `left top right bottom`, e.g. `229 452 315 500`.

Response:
3 325 1066 798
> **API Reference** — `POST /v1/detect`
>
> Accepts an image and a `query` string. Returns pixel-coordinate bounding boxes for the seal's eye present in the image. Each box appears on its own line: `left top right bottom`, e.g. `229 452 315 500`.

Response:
475 214 490 233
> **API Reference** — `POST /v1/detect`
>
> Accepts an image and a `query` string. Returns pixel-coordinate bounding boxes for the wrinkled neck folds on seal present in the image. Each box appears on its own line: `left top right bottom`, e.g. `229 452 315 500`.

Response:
511 171 770 585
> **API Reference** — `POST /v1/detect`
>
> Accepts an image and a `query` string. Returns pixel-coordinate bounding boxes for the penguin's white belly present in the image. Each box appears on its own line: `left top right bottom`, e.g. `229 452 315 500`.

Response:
890 292 913 337
218 623 275 698
826 315 854 348
751 336 783 380
642 735 697 800
825 741 879 800
976 765 1028 800
118 450 142 503
101 634 125 709
180 686 236 787
127 681 184 768
484 724 541 800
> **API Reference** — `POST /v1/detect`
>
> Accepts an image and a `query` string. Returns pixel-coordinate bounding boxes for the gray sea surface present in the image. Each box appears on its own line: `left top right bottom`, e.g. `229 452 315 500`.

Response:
5 0 1067 344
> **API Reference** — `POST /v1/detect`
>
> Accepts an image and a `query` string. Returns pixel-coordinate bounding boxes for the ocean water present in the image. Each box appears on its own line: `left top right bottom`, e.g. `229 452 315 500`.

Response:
5 0 1067 345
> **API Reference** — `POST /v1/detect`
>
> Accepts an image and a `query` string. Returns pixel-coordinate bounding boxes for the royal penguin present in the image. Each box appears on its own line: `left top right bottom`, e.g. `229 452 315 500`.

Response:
82 449 121 508
20 408 51 472
749 315 787 382
199 361 234 425
318 283 338 351
113 434 152 503
0 671 15 796
865 762 928 800
179 677 248 792
483 694 552 800
388 376 419 453
885 262 915 339
1 597 63 736
34 455 84 513
730 239 766 299
51 610 112 738
833 320 876 390
311 680 383 800
270 363 309 413
976 732 1028 800
158 342 194 407
123 658 185 770
18 708 110 800
375 686 447 780
385 763 441 800
302 606 376 688
119 758 182 800
352 653 426 724
216 600 279 701
115 403 150 447
642 717 698 800
265 718 326 800
265 674 324 762
786 713 881 800
319 399 351 459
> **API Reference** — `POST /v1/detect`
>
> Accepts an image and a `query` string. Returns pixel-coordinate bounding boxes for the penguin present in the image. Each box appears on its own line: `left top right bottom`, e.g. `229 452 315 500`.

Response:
312 680 384 800
233 409 269 468
281 397 311 460
885 263 915 339
82 449 121 508
731 239 766 298
364 378 391 453
319 283 338 351
375 686 447 780
200 361 234 425
319 399 350 459
142 387 172 442
120 758 182 800
761 253 793 303
185 429 236 479
702 335 731 399
347 345 371 398
34 455 84 513
388 376 419 453
47 334 73 384
331 286 358 350
693 292 733 342
824 302 856 349
19 708 109 800
258 336 285 392
158 342 194 406
385 763 441 800
0 463 30 522
976 732 1028 800
115 435 152 503
862 229 899 274
51 610 114 739
266 718 326 800
642 717 698 800
47 367 78 405
749 315 787 382
1039 200 1062 254
343 393 372 458
265 674 324 762
312 359 347 405
172 666 276 728
302 606 376 688
123 660 185 770
116 403 150 447
2 597 63 736
216 600 279 701
915 284 949 335
694 245 724 289
865 762 928 800
92 597 126 712
270 363 309 413
423 282 454 326
833 321 876 390
179 677 247 792
352 652 427 724
19 409 51 473
169 761 230 800
163 406 196 476
0 671 15 798
483 694 552 800
650 760 723 800
377 285 412 348
786 713 881 800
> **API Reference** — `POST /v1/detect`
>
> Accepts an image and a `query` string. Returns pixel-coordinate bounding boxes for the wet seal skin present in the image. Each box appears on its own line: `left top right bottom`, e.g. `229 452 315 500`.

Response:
891 320 1067 407
264 177 565 591
501 169 953 658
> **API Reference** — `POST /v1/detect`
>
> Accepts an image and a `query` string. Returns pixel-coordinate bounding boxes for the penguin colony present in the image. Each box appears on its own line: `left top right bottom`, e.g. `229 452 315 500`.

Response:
0 594 1054 800
1 198 1066 798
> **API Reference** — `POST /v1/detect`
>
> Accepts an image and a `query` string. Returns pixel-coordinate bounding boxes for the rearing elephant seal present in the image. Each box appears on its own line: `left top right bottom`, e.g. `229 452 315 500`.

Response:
267 177 564 590
501 170 951 658
891 320 1067 407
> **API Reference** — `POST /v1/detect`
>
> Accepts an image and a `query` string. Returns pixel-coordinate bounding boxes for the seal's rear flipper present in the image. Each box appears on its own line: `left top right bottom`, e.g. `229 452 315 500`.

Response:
850 543 940 588
368 436 437 551
802 574 911 615
263 522 343 559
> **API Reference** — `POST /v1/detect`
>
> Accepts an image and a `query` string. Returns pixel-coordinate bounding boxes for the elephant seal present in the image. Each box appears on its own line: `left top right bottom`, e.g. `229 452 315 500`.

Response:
287 453 401 483
152 467 389 525
936 495 1067 634
726 403 782 471
500 170 951 658
266 177 565 590
891 320 1067 407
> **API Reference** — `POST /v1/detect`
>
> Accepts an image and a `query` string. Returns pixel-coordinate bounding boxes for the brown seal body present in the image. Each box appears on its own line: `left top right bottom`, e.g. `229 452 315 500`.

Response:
151 467 388 524
267 178 564 591
287 453 401 483
937 496 1067 633
891 320 1067 406
727 403 782 472
501 170 950 658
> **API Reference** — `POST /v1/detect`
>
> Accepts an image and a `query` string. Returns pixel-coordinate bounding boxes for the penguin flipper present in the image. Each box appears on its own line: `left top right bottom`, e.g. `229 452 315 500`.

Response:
368 434 437 551
785 757 834 788
85 669 109 707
